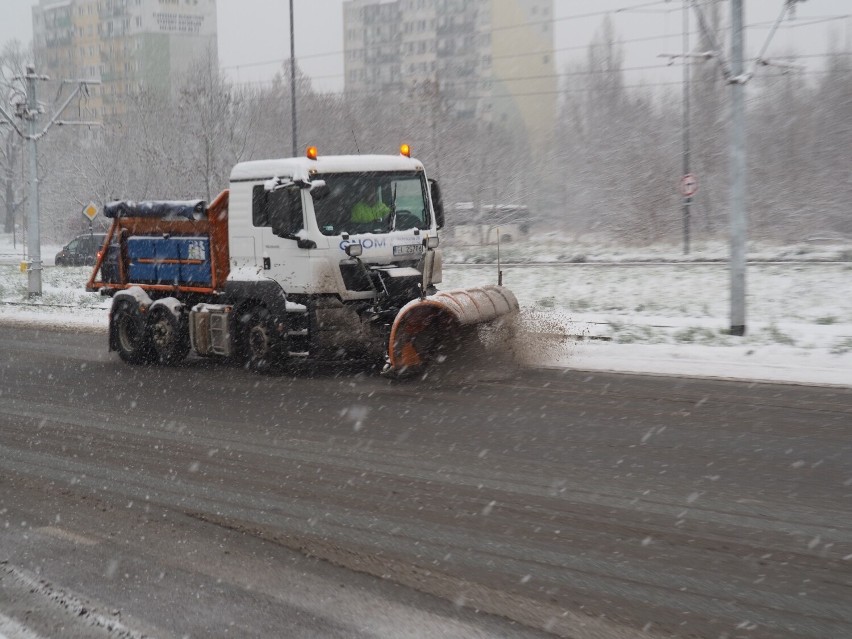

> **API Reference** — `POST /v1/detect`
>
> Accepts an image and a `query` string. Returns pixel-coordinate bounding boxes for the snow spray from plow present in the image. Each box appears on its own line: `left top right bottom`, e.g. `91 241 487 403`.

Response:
386 285 520 376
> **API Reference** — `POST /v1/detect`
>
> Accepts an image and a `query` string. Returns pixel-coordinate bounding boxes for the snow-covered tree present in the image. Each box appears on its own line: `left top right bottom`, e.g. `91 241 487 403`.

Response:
0 41 29 234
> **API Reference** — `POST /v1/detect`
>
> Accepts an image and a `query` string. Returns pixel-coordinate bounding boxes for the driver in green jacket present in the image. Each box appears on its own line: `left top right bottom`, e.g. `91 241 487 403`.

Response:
351 189 390 224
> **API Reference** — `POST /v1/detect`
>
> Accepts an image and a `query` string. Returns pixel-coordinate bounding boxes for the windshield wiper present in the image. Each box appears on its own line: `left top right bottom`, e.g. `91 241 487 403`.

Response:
388 183 398 231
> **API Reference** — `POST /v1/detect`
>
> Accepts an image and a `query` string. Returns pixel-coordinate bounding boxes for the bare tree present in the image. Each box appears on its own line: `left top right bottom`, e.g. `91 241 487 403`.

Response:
689 0 726 236
178 50 254 201
0 41 29 234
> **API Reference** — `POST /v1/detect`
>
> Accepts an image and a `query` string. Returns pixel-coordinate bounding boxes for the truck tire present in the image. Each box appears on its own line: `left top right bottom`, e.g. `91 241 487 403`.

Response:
113 301 153 365
148 307 190 366
239 305 280 371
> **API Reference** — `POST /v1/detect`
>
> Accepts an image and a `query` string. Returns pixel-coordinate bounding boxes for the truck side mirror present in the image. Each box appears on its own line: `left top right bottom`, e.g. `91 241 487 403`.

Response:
428 179 444 230
310 180 329 201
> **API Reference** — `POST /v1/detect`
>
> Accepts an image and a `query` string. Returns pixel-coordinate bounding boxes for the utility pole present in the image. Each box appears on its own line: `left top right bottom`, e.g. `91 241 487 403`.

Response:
0 68 99 296
0 70 48 293
24 68 43 297
687 0 806 336
290 0 298 157
682 1 692 255
729 0 746 336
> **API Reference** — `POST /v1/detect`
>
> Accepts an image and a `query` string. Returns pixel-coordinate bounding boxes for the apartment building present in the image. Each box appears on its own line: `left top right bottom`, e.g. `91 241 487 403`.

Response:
343 0 555 146
32 0 217 119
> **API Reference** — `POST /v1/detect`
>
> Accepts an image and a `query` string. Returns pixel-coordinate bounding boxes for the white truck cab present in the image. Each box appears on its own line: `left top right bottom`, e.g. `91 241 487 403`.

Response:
227 148 444 301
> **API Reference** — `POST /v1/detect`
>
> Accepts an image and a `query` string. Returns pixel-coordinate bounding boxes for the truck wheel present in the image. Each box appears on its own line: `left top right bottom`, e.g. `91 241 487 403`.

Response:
240 306 277 371
148 308 190 366
113 301 153 365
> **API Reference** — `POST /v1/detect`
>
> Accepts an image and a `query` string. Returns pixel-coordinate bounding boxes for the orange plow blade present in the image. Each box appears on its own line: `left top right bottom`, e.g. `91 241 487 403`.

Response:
386 285 519 376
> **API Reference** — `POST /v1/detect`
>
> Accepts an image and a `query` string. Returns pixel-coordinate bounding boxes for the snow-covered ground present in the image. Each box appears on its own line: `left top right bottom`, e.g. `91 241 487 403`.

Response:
2 232 850 387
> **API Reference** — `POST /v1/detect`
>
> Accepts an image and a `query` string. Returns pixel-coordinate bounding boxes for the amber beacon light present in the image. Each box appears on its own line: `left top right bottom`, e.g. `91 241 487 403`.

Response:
306 146 318 160
399 143 411 157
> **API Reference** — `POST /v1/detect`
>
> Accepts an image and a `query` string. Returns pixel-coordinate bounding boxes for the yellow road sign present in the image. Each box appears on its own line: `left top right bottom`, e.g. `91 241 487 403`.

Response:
82 202 99 222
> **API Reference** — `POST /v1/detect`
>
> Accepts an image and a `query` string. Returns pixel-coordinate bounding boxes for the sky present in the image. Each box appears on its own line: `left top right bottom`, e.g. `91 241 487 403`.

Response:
1 0 850 93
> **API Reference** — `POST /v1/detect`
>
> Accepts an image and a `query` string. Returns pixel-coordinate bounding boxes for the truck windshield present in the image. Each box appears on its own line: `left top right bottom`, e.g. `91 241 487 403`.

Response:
312 171 429 236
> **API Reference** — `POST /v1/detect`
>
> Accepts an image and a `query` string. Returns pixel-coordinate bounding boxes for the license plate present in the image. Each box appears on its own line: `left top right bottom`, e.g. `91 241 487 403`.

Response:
393 244 424 256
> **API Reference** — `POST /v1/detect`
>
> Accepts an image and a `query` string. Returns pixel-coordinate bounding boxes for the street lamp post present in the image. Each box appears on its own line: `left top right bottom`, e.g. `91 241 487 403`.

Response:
25 68 42 296
682 1 692 255
729 0 746 336
290 0 297 157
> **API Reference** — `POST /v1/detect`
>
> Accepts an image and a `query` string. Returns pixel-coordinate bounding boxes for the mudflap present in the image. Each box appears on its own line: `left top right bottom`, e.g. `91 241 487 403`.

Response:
385 285 519 377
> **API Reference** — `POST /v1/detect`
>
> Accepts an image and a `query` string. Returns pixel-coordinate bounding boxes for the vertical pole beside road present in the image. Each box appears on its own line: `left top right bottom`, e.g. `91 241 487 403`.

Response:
26 68 42 297
290 0 297 157
682 1 691 255
3 68 97 294
730 0 747 336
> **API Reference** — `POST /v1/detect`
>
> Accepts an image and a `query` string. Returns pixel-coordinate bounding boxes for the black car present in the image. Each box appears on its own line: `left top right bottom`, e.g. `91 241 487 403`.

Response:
55 233 108 266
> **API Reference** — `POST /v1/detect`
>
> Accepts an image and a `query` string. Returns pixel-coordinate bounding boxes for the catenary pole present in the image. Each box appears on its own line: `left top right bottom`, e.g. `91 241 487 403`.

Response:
691 0 802 337
290 0 297 157
25 67 42 297
4 69 97 296
729 0 746 335
682 1 691 255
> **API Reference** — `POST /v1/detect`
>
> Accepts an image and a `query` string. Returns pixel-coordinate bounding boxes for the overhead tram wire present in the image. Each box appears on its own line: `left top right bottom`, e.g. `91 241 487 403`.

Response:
486 0 675 33
219 0 707 75
222 29 710 78
226 32 850 95
748 14 850 29
220 5 849 95
222 48 345 73
228 67 844 104
231 50 848 95
226 28 850 90
221 7 848 78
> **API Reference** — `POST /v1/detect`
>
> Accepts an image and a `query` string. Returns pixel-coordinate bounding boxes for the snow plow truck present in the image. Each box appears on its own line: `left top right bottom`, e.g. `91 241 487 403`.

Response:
86 145 518 376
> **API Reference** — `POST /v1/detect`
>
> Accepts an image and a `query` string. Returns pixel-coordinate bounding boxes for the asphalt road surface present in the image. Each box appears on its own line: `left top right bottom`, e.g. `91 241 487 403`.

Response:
0 325 850 639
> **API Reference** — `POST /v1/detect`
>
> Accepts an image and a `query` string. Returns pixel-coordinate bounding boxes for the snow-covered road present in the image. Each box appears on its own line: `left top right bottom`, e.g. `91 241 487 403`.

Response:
2 234 851 387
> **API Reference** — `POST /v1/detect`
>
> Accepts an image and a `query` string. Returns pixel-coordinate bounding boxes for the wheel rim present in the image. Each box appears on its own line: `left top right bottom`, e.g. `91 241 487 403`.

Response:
151 316 174 352
117 313 138 353
248 323 269 359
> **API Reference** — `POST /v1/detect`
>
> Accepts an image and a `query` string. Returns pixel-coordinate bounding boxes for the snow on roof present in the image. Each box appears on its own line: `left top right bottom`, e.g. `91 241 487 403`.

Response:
230 154 425 182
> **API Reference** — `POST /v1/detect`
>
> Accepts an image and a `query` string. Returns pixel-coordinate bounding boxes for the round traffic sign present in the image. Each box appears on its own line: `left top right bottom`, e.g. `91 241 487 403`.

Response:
680 173 698 198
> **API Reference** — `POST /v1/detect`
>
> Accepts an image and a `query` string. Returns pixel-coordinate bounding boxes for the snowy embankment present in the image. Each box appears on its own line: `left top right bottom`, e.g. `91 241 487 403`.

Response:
2 233 851 387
